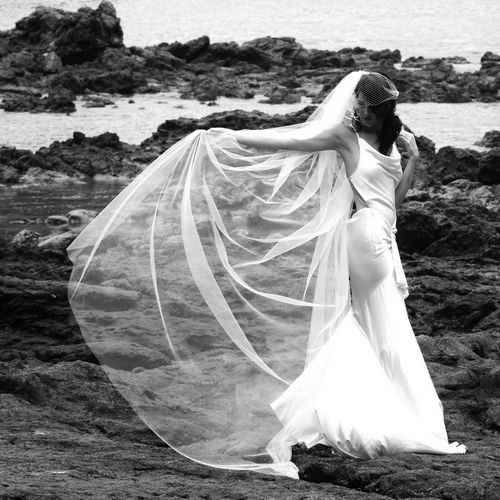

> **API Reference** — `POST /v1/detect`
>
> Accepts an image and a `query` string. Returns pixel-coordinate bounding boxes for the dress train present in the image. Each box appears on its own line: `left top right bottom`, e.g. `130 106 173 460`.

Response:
266 207 466 478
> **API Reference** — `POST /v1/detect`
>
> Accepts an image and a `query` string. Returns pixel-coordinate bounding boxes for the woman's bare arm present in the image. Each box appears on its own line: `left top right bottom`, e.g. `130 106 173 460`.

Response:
232 122 350 152
395 130 420 208
395 156 419 207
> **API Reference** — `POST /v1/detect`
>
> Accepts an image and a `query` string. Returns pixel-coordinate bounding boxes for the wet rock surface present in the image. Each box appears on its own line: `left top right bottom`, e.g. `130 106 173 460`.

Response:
1 104 499 497
0 130 155 184
0 107 315 184
475 129 500 148
2 105 499 190
0 2 498 112
0 86 76 113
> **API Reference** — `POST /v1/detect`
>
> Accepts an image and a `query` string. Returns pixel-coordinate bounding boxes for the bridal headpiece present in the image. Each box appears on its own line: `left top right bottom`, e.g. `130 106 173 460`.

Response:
355 72 400 105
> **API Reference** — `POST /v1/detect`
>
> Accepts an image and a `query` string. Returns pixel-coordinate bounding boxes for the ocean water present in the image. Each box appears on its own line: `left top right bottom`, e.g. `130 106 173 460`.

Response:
0 92 312 150
1 0 498 151
1 86 498 152
2 97 498 239
1 0 498 64
1 1 498 233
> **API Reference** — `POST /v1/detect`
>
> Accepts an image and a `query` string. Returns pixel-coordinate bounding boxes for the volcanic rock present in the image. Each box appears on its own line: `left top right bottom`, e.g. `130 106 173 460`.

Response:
475 130 500 148
431 146 481 184
167 36 210 62
478 147 500 184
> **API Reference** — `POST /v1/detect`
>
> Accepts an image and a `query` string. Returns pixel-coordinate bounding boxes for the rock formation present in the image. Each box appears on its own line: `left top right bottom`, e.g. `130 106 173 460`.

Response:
0 2 498 112
1 108 498 497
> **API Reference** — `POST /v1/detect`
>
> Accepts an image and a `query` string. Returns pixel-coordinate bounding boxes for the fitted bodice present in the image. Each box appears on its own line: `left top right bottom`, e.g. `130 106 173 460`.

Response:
349 132 403 226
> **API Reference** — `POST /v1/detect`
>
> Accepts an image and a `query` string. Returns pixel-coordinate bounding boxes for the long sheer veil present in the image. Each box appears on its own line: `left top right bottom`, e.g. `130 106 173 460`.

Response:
67 70 367 478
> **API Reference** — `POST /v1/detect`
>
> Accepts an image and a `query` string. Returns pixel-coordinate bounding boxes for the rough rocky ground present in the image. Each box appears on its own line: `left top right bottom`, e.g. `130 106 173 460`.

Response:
1 107 499 497
1 246 499 498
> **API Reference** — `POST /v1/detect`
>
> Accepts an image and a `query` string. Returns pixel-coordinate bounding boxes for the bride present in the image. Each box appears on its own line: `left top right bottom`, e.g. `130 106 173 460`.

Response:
67 70 467 480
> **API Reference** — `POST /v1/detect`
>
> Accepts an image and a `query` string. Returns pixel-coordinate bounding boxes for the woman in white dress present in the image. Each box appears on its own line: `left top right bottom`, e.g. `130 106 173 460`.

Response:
232 72 468 467
67 70 467 480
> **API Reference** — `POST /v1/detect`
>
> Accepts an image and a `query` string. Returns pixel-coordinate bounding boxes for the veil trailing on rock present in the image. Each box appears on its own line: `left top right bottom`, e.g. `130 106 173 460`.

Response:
67 70 367 478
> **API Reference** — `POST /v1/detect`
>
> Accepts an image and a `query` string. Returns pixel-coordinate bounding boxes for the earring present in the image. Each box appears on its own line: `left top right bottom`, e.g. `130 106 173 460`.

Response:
352 110 361 128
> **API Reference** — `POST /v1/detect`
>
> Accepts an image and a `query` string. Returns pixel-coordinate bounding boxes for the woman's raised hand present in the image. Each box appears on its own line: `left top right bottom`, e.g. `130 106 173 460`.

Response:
398 129 420 159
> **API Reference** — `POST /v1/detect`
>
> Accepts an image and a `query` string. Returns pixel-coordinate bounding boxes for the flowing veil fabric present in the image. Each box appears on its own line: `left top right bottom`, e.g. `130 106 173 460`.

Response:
67 70 367 478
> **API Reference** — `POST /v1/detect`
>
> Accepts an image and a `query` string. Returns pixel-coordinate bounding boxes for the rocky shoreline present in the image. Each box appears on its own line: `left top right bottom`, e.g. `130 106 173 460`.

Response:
0 1 499 115
1 105 499 187
1 106 499 497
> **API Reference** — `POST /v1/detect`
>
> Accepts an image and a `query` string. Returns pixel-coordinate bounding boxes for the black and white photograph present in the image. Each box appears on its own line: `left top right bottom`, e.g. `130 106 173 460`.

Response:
0 1 499 498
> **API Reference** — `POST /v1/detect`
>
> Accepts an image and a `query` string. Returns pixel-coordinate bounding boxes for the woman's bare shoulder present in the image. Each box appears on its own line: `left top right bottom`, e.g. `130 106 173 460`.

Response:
329 120 357 152
330 120 359 177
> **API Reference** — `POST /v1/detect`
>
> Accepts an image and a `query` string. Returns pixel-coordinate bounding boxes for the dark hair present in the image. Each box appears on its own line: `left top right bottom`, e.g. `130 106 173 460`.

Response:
353 78 402 156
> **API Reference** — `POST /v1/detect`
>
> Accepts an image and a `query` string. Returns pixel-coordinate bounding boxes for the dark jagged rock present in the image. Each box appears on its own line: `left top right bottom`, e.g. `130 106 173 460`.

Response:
397 180 499 258
32 131 130 177
429 145 499 186
41 50 63 73
55 2 123 65
444 56 471 64
48 70 86 93
478 147 500 184
187 40 273 71
423 179 500 212
142 44 185 70
97 47 146 72
475 130 500 148
83 68 148 95
0 2 139 99
431 146 481 184
10 229 40 249
402 56 470 69
259 85 302 104
44 86 76 112
141 106 316 152
1 3 498 109
10 1 123 65
0 130 152 182
401 56 469 70
0 145 46 183
81 93 115 107
179 72 256 102
167 35 210 62
367 48 402 63
340 46 401 68
241 36 311 67
1 85 76 112
0 48 44 75
480 51 500 75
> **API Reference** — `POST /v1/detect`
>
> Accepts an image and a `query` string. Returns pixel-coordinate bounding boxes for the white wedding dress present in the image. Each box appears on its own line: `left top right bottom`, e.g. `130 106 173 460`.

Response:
67 71 467 481
265 131 467 476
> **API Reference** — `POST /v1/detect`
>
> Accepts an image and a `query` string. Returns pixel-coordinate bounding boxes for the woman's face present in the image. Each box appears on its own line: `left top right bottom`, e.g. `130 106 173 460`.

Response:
354 93 378 131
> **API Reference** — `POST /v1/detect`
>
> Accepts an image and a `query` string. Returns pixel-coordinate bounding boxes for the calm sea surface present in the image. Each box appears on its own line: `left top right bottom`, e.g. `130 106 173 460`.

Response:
2 96 498 239
1 94 498 152
1 0 498 63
